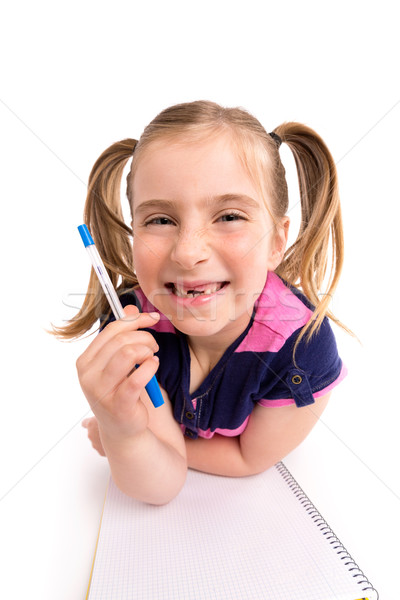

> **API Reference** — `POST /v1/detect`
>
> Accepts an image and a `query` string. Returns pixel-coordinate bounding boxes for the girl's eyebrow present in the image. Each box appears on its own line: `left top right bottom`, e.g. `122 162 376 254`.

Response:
134 194 260 216
205 194 260 209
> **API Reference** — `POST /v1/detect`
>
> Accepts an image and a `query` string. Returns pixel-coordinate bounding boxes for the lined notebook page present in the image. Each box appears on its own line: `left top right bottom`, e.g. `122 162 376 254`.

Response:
87 463 377 600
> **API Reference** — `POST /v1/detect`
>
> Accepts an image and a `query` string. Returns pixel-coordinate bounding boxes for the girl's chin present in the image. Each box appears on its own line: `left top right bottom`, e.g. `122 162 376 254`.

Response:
165 306 252 340
170 319 234 340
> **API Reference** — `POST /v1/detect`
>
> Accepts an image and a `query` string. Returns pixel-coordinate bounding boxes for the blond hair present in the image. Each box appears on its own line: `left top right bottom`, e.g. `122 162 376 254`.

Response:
53 100 347 342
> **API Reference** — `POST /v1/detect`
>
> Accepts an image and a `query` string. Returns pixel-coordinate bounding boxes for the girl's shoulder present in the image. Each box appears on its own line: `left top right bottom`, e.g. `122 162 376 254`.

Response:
247 273 345 408
237 272 315 354
238 271 343 389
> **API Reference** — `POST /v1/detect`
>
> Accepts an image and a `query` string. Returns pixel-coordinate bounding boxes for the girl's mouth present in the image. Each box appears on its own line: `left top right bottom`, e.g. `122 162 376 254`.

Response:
165 281 229 298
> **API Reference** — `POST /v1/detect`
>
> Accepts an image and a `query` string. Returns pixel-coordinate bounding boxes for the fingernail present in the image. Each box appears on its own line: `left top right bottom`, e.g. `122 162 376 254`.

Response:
149 312 160 319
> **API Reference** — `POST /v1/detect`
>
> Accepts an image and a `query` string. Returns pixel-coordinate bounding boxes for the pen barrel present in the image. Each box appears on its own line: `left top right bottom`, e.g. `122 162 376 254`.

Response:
85 245 125 320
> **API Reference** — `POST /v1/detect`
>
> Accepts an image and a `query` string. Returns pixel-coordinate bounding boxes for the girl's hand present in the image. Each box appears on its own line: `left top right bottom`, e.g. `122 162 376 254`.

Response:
76 305 161 448
82 416 106 456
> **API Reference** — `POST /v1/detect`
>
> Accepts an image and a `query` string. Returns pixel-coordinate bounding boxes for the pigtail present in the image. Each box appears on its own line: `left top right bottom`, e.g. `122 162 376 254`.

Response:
273 123 347 341
52 139 137 339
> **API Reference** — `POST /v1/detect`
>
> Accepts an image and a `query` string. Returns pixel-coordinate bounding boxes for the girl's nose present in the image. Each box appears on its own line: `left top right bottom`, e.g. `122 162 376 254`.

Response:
170 228 211 270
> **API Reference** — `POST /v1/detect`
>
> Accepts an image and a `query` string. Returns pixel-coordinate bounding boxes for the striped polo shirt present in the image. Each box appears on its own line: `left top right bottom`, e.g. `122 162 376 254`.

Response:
108 272 346 440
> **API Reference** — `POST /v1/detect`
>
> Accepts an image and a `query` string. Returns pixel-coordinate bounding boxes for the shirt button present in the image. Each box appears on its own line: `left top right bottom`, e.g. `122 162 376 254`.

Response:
291 374 303 385
185 429 195 438
185 411 194 420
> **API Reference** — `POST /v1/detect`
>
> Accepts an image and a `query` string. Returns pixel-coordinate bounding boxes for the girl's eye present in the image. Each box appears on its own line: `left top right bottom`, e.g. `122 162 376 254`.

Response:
218 212 244 222
144 216 174 226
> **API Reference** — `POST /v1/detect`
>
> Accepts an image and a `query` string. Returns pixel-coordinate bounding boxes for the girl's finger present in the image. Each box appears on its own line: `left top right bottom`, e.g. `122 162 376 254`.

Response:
99 343 158 393
80 344 156 411
112 355 160 417
84 329 159 374
77 308 160 365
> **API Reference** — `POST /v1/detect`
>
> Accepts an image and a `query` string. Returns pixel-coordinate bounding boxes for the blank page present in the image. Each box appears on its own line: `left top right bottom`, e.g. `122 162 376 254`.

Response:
87 463 377 600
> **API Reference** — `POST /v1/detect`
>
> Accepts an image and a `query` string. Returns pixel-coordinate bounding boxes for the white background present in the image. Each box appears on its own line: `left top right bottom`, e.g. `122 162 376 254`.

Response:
0 1 399 598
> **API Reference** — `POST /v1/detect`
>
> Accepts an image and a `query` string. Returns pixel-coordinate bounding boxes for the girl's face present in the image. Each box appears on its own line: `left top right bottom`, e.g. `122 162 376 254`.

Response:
131 133 288 343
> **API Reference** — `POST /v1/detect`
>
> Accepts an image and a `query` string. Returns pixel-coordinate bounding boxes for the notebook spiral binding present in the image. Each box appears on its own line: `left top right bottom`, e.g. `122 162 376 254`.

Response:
275 462 379 600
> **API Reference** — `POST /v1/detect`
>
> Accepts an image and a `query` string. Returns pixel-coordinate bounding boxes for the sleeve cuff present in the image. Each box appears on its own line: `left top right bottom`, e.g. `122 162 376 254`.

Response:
257 364 348 408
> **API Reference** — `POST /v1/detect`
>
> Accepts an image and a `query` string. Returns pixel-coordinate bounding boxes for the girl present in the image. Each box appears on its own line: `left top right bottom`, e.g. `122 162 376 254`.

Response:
56 101 348 505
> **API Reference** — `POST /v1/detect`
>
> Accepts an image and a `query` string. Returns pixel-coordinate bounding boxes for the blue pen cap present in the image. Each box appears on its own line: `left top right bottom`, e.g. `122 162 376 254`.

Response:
78 224 95 247
146 376 165 408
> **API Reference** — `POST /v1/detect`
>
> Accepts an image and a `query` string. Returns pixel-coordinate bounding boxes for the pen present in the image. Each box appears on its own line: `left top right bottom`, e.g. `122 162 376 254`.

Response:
77 224 164 408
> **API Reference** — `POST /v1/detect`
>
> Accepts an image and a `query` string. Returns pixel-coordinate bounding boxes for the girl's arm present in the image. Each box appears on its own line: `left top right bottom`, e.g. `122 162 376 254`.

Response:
77 306 187 505
98 388 187 504
185 393 330 476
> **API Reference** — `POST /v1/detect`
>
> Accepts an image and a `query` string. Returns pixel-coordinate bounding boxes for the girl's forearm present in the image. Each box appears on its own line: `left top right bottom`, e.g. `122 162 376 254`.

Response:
99 427 187 504
185 434 266 477
185 398 331 478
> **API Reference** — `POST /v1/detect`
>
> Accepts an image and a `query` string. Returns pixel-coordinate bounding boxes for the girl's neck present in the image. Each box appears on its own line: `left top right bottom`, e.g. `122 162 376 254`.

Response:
186 314 252 379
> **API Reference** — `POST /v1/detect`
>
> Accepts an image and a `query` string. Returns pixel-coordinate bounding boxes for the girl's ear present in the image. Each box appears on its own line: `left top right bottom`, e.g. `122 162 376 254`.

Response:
268 217 290 270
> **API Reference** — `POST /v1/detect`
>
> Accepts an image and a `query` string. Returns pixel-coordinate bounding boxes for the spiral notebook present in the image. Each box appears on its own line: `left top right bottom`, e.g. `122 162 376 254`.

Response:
86 462 378 600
